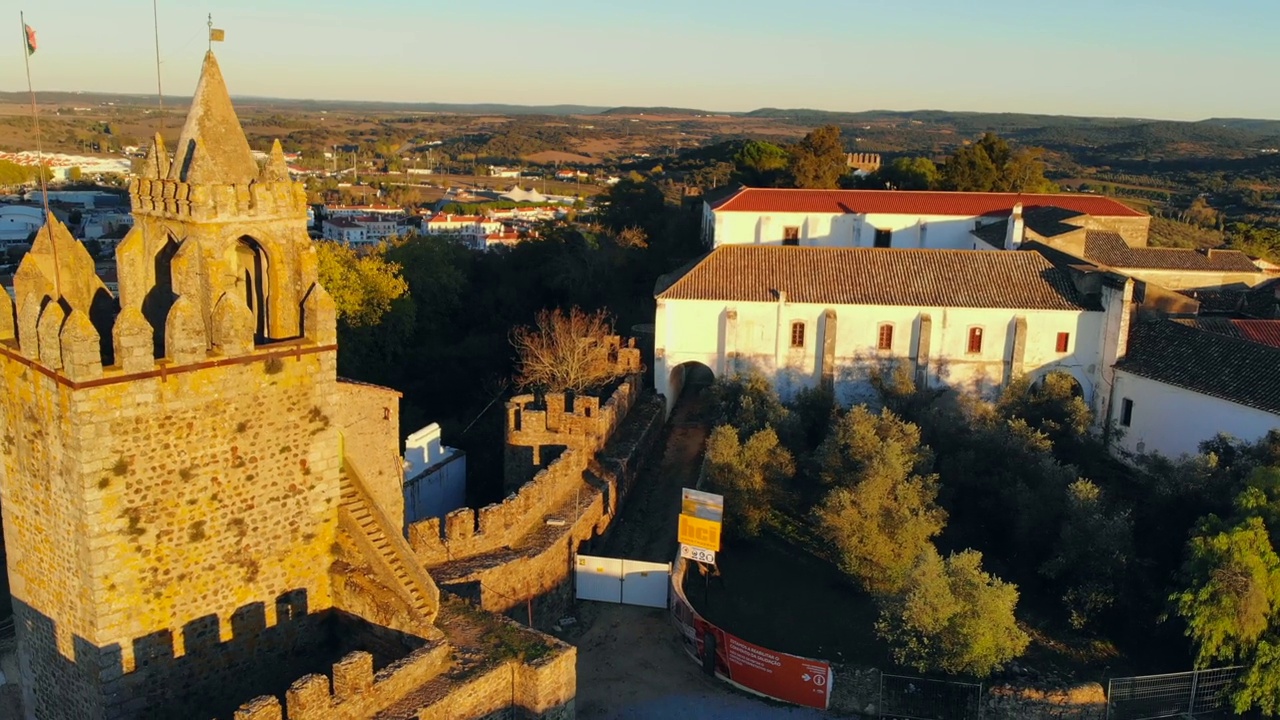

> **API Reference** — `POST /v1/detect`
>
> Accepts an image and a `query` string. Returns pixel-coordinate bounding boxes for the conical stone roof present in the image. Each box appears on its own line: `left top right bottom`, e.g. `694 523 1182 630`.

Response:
170 51 259 185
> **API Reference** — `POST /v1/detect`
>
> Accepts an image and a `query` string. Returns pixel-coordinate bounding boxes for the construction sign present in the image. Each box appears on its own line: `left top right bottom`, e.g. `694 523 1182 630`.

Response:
678 488 724 552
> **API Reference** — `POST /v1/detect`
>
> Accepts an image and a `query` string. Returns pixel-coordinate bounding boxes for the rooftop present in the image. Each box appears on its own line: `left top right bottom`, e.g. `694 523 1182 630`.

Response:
1118 319 1280 415
708 187 1145 218
657 245 1097 311
1083 232 1260 272
1171 317 1280 349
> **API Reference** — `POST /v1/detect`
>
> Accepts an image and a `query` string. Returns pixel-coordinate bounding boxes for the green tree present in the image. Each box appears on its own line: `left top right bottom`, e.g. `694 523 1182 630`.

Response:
734 140 790 185
812 406 946 594
1172 467 1280 715
788 125 848 189
1041 479 1134 629
940 143 999 192
996 373 1092 452
315 240 409 327
67 166 83 182
704 424 795 539
876 547 1030 677
707 372 797 443
875 156 939 191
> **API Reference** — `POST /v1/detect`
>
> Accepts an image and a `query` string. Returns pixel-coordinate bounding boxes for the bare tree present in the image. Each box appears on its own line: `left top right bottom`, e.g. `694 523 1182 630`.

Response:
511 307 624 394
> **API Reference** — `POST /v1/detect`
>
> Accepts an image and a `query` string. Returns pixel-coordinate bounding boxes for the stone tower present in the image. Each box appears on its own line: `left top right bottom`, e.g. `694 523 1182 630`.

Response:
0 52 345 719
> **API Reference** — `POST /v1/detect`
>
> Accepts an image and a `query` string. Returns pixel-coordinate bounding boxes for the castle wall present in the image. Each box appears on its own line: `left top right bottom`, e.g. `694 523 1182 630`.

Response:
333 380 405 528
411 375 642 567
0 343 343 719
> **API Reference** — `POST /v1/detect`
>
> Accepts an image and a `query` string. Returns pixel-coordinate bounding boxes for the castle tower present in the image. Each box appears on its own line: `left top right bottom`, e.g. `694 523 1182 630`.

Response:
0 52 344 719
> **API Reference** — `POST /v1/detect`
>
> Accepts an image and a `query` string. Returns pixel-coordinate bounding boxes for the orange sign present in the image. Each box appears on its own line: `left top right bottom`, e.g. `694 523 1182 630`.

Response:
678 514 721 552
723 634 831 709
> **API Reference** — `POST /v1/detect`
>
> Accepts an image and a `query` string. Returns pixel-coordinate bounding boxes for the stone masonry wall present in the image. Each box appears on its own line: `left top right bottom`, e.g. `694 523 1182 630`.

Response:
0 344 343 719
333 379 405 529
233 639 575 720
411 375 641 567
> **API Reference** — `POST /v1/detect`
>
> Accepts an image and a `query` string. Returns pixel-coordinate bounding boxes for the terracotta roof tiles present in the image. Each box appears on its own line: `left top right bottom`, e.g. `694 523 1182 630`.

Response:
657 246 1095 311
709 188 1144 218
1118 319 1280 415
1083 232 1260 272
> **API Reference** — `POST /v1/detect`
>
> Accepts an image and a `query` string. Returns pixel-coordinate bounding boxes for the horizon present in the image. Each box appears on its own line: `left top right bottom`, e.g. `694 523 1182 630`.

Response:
3 1 1279 122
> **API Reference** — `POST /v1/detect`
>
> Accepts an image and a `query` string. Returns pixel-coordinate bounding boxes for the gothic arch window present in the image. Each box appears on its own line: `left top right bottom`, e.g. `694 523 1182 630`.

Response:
142 235 180 358
236 237 269 340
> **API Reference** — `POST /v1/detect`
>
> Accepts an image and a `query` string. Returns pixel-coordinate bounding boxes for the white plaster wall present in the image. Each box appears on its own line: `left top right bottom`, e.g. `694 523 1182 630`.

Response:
655 297 1104 413
710 210 999 249
1110 371 1280 459
403 453 467 525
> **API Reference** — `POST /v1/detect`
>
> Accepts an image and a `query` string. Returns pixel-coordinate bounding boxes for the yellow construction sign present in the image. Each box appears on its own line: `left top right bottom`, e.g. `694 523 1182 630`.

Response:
678 488 724 552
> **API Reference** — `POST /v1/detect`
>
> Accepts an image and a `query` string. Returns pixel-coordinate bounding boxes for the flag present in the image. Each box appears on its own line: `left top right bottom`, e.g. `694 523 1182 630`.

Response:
209 27 225 42
24 24 36 56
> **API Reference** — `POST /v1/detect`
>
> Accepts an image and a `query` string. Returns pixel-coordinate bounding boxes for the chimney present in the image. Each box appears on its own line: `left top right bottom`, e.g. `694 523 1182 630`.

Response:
775 289 787 304
1004 203 1025 251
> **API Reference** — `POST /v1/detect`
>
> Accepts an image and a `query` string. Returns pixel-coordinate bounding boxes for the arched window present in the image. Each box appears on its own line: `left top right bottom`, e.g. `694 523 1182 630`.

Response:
877 323 894 351
790 321 806 349
235 237 269 339
967 326 984 354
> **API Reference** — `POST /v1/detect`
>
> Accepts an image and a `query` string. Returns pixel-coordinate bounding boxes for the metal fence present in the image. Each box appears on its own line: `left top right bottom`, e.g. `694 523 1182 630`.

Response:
880 673 983 720
1106 666 1243 720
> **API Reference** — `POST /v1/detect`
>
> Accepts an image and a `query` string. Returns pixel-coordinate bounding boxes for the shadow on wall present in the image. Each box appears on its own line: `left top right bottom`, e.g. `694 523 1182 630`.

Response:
14 591 426 720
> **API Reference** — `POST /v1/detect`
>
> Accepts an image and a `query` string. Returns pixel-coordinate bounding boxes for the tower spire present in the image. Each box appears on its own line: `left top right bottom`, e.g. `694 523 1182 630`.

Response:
169 51 257 184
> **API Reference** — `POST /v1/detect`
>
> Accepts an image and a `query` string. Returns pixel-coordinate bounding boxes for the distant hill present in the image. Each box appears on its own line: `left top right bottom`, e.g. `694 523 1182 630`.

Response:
598 106 717 116
0 91 608 116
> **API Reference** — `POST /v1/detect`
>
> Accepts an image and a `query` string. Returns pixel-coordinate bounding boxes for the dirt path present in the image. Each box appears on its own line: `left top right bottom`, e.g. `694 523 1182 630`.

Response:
566 389 828 720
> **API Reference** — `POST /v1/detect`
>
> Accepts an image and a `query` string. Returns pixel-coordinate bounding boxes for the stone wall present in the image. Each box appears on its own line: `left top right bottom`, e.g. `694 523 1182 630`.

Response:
232 637 575 720
333 379 405 529
413 375 642 566
1085 215 1152 248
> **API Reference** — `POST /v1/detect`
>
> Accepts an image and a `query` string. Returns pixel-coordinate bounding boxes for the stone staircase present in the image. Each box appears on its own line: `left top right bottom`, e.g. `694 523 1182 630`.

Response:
339 461 440 625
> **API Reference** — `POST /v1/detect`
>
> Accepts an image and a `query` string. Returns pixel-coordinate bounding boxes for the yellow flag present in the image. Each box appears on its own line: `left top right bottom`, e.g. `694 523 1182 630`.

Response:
209 28 226 42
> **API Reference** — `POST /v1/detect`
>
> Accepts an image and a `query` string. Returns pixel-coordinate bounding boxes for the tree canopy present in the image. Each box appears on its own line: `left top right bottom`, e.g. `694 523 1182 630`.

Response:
510 307 626 394
315 240 409 327
940 133 1054 193
788 125 848 189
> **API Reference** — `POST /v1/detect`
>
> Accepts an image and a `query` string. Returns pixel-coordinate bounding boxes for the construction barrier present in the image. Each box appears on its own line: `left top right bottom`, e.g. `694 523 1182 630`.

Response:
669 554 832 710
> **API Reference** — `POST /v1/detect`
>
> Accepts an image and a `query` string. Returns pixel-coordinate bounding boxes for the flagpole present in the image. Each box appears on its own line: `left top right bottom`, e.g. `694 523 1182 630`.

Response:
152 0 164 135
20 11 60 299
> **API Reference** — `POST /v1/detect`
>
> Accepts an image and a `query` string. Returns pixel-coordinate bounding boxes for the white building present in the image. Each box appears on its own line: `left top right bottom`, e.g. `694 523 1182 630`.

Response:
654 245 1132 418
402 423 466 525
702 188 1150 251
0 205 44 245
325 204 405 219
352 214 399 242
424 214 505 248
1109 318 1280 458
322 218 367 245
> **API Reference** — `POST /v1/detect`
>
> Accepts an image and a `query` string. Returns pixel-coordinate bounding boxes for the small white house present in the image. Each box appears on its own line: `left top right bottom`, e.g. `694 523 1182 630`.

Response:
1109 319 1280 459
322 218 367 245
402 423 466 525
655 245 1132 417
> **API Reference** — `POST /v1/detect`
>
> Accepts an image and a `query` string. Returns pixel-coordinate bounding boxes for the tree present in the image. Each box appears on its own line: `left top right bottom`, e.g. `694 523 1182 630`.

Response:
940 143 999 192
812 407 946 594
510 307 626 394
788 125 848 189
707 372 798 445
734 140 790 185
996 372 1092 453
67 166 83 182
1041 479 1134 629
876 547 1030 677
875 157 938 191
940 133 1053 193
704 425 795 539
315 240 409 327
1172 467 1280 716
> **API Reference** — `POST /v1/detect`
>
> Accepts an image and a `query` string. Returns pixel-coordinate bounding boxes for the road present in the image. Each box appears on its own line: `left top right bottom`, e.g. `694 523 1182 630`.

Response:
567 388 829 720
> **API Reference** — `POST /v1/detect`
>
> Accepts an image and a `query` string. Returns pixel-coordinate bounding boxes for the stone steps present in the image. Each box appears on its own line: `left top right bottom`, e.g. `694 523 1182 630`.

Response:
339 481 435 618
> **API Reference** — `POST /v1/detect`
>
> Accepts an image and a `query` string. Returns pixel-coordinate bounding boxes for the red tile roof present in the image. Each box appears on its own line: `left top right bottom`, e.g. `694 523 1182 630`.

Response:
708 188 1145 218
1174 318 1280 349
657 246 1095 311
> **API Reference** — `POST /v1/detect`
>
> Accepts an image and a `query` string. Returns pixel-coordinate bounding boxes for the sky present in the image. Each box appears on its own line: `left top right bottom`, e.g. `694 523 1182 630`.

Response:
4 0 1279 121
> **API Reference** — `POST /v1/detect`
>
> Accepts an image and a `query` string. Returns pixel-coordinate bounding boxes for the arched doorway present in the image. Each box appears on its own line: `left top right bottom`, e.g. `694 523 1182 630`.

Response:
235 237 269 340
665 361 715 416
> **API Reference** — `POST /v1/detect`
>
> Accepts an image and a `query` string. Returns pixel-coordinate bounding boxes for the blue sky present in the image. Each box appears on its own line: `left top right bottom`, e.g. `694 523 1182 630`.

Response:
5 0 1279 120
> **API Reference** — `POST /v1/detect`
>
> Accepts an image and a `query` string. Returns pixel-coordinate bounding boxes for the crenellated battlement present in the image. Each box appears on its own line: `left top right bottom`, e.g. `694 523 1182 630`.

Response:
128 175 308 224
233 644 451 720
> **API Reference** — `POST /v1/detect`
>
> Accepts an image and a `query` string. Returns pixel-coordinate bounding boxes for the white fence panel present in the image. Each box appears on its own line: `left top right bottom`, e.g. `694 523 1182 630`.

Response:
575 555 624 604
575 555 670 608
621 559 670 608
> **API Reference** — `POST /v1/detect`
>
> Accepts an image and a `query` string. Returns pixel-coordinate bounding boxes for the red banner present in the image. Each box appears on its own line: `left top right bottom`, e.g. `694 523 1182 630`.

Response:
669 571 832 709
